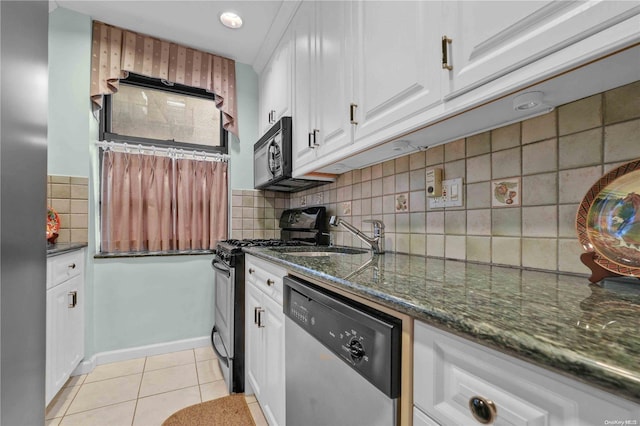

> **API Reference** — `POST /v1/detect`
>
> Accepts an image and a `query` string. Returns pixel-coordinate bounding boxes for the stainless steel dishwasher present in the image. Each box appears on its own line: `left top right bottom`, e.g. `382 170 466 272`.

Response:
283 276 401 426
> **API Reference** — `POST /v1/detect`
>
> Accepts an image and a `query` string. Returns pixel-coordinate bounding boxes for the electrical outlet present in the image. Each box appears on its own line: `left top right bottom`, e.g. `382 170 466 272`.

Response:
428 178 464 209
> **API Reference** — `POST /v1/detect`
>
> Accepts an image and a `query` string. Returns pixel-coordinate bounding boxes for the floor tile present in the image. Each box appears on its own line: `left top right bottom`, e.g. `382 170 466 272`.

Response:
145 349 195 371
200 380 229 402
194 345 216 362
196 359 223 384
46 385 81 420
248 401 269 426
66 374 142 415
59 400 136 426
45 417 62 426
139 363 198 397
85 358 146 383
133 386 201 426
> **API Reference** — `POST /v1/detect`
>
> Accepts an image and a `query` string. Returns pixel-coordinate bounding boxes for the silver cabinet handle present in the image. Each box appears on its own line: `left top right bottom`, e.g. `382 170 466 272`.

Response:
68 263 76 269
469 396 497 424
248 268 255 274
257 308 265 328
254 306 260 324
350 103 358 125
308 132 315 149
266 279 274 287
68 291 77 308
313 129 320 147
442 35 453 70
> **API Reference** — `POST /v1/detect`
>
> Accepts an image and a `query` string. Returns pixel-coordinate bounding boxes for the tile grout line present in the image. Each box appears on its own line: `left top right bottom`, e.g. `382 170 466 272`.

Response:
193 349 205 403
56 382 83 421
131 356 147 426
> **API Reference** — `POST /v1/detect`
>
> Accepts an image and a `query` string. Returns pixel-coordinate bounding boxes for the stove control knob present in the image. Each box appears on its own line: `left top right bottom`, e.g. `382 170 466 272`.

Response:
348 338 365 363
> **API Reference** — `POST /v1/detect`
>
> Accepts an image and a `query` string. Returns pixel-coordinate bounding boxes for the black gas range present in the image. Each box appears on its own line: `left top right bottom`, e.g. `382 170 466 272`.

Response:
211 207 329 394
215 239 310 266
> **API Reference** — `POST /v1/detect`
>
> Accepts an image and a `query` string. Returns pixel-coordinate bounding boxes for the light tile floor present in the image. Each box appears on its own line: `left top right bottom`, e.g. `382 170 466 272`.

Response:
45 346 268 426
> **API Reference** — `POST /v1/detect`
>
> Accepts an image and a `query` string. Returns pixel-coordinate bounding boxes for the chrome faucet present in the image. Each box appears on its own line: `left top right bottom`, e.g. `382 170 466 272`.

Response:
329 216 385 254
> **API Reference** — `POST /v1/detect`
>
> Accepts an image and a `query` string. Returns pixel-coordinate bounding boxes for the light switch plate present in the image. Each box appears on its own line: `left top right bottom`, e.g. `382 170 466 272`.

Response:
428 178 464 209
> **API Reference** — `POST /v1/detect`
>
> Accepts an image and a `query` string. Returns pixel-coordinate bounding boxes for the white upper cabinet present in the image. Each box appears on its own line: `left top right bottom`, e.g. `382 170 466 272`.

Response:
315 1 354 157
442 0 640 101
351 1 443 144
259 31 292 135
272 0 640 176
291 1 317 171
292 1 353 173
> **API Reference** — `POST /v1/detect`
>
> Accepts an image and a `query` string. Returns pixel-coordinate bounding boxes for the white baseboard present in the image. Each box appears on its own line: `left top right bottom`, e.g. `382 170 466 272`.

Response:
73 335 211 376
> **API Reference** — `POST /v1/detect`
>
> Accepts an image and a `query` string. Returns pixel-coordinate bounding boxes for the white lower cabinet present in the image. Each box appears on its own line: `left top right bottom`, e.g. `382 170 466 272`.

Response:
245 255 286 426
46 249 85 406
414 320 639 425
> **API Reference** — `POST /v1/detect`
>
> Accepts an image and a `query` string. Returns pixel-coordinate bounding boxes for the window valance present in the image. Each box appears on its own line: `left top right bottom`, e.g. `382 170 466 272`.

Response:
90 21 238 136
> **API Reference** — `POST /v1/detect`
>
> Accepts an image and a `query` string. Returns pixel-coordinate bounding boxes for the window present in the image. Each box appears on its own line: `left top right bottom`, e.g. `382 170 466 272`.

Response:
98 74 228 255
100 73 227 153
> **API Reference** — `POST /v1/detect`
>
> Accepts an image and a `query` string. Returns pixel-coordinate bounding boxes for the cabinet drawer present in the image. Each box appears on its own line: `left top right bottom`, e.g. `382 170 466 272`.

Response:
47 250 84 290
414 320 639 426
245 255 287 305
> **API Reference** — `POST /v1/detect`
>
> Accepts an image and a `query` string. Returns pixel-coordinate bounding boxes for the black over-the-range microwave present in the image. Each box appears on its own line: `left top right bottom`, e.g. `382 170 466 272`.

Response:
253 117 327 192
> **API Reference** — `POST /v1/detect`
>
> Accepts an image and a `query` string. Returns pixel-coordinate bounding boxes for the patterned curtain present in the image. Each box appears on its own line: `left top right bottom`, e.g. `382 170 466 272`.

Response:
90 21 238 136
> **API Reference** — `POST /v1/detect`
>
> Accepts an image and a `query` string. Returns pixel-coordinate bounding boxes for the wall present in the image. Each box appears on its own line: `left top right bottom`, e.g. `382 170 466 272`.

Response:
48 8 260 358
48 7 91 177
1 1 49 424
230 63 259 190
236 81 640 276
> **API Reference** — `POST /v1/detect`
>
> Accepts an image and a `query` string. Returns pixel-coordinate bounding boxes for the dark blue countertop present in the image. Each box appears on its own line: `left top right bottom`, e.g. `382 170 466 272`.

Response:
244 246 640 404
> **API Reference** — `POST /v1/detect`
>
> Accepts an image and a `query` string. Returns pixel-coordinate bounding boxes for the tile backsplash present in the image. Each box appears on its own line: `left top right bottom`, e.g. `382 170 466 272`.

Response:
47 176 88 244
233 80 640 275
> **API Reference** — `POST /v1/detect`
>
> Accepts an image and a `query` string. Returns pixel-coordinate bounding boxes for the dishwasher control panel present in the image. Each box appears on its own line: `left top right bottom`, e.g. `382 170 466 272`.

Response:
284 276 401 398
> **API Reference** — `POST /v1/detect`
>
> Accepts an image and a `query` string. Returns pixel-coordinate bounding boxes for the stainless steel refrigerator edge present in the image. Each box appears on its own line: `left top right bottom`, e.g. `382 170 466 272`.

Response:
1 1 48 424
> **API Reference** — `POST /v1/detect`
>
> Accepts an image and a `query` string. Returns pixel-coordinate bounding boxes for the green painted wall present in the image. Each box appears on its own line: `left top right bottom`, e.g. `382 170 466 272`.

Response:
47 7 91 177
230 62 259 190
92 257 214 353
48 8 259 357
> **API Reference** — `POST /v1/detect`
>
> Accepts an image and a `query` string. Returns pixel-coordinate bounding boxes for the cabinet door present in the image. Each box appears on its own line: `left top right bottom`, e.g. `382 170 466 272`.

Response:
414 321 640 426
65 274 84 377
443 1 640 100
353 1 442 143
245 282 264 398
291 1 317 171
315 0 353 157
259 33 292 135
46 280 72 404
262 294 286 426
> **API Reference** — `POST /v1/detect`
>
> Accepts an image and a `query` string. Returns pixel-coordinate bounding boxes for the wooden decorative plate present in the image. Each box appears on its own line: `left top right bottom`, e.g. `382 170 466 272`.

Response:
576 159 640 279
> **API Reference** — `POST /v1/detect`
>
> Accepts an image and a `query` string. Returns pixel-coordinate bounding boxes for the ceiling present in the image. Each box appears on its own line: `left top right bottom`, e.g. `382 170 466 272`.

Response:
52 0 298 72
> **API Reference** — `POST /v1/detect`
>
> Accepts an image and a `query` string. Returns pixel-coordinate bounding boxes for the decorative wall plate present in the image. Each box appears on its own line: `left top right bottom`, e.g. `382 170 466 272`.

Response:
47 206 60 240
576 159 640 278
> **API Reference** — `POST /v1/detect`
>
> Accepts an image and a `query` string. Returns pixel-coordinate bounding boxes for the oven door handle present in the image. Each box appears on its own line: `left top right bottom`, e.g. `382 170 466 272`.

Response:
211 260 231 277
211 326 230 368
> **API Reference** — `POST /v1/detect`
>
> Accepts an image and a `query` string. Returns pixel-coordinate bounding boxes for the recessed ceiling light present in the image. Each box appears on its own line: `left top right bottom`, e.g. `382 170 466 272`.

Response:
220 12 243 29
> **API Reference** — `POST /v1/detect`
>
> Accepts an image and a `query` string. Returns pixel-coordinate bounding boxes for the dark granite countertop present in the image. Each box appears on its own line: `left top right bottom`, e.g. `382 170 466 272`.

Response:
46 242 88 257
244 246 640 404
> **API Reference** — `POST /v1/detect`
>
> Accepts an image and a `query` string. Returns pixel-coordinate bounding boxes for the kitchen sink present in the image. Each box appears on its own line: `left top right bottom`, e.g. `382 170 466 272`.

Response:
274 247 369 257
